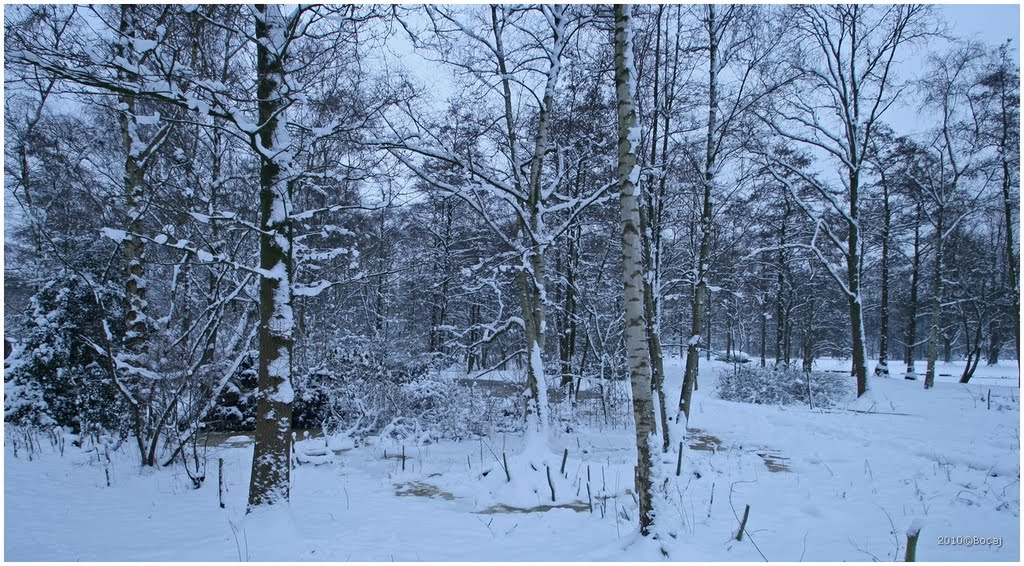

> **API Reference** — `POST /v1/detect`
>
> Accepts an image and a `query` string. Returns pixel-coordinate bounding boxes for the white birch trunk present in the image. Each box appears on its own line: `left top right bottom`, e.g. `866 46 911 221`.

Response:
614 3 657 537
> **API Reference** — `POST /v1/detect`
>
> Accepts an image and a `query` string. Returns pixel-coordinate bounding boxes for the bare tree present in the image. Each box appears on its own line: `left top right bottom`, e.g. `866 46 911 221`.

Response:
761 4 931 397
916 43 988 390
383 5 612 442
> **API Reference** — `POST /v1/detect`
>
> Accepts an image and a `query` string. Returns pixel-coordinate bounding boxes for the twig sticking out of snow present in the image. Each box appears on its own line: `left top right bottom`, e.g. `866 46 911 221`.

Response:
546 466 556 502
736 504 751 541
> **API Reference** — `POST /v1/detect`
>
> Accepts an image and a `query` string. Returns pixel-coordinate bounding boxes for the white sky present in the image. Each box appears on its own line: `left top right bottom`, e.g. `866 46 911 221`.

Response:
387 4 1021 136
942 3 1019 45
886 3 1021 136
4 3 1021 231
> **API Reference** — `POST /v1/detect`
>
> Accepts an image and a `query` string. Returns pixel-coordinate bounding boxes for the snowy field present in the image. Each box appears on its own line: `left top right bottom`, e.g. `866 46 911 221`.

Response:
4 358 1019 561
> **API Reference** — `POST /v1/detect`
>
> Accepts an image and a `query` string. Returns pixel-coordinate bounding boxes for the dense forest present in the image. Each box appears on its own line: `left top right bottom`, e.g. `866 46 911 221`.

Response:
3 4 1019 547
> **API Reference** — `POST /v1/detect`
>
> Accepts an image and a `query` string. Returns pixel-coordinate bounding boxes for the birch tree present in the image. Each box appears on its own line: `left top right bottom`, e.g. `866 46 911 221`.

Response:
613 2 657 537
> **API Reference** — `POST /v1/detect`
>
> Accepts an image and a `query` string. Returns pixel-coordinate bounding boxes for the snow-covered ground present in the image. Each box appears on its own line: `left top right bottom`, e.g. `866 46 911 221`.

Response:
4 358 1019 561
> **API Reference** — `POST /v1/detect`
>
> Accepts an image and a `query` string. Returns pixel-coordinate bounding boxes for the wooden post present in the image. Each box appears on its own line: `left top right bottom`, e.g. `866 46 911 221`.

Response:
676 441 684 476
736 504 750 541
987 389 991 410
560 448 569 475
218 458 225 509
905 523 922 562
401 445 406 472
502 452 511 482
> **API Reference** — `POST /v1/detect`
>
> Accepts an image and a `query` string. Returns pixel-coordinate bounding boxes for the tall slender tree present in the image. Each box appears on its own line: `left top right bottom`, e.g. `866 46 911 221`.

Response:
614 2 657 537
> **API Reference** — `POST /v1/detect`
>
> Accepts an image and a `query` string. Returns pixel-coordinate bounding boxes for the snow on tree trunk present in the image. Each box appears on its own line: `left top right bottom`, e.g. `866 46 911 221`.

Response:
641 5 670 452
847 170 869 397
116 4 156 467
117 6 148 358
248 4 295 510
519 270 549 441
614 3 657 537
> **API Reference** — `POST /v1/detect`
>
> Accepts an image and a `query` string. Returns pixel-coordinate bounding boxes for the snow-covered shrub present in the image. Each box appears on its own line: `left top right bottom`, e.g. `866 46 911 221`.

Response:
207 351 258 430
716 365 851 408
715 351 751 364
291 350 485 442
4 276 131 434
203 347 464 435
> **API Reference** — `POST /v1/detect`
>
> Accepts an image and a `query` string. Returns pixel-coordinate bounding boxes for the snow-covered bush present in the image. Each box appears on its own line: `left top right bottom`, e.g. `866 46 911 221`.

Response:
715 351 751 364
716 365 851 408
207 351 258 430
291 351 485 442
4 276 131 434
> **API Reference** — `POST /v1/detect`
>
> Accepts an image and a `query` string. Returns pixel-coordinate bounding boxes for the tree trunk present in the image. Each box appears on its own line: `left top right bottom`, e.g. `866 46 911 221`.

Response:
784 314 793 367
960 316 984 383
905 202 922 379
518 267 547 435
640 207 670 450
118 6 148 358
615 4 656 536
116 5 155 467
705 294 712 364
875 173 891 377
987 330 1001 366
560 224 579 388
759 305 767 368
467 302 480 372
725 321 733 359
775 203 788 367
200 130 223 368
924 206 944 390
640 8 670 451
847 170 868 397
248 4 295 510
995 54 1020 370
680 4 719 424
492 5 563 439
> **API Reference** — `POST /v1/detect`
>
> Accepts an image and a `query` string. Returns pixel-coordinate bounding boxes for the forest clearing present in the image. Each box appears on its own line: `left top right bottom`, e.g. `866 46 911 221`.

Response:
5 357 1019 561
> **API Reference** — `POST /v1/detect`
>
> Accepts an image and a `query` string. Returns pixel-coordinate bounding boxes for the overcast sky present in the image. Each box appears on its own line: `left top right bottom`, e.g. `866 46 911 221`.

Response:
942 3 1019 45
5 4 1021 233
886 3 1021 135
388 4 1021 131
